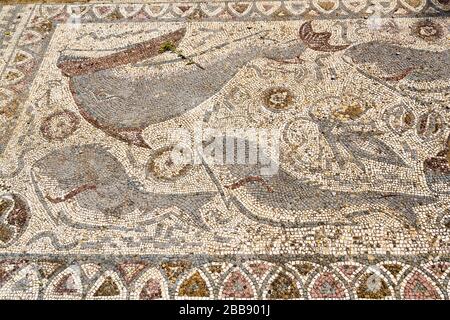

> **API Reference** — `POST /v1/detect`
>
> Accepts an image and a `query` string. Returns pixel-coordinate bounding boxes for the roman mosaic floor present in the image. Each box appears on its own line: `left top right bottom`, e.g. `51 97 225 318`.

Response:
0 0 449 300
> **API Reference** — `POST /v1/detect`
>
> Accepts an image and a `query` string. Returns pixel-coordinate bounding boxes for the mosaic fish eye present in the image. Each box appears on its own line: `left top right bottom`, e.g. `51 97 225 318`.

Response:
94 90 119 101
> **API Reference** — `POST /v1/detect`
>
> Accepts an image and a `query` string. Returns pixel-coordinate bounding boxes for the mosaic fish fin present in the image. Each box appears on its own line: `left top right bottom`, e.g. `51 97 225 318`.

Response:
339 133 408 168
57 27 186 76
299 21 349 52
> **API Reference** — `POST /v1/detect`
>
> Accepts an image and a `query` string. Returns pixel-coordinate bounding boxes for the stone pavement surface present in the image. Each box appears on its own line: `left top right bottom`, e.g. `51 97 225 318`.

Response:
0 0 449 299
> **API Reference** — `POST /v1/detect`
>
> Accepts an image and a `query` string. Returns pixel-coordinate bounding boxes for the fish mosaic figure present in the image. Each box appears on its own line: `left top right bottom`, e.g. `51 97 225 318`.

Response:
345 41 449 82
33 144 216 228
57 27 305 148
203 138 438 228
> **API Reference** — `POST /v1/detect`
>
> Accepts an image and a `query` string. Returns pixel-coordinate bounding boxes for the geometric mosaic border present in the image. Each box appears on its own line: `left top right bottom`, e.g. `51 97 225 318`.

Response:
1 255 450 299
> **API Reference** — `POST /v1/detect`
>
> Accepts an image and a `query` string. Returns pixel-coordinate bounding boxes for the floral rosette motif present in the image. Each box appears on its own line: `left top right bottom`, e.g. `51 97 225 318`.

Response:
0 193 29 247
40 110 80 141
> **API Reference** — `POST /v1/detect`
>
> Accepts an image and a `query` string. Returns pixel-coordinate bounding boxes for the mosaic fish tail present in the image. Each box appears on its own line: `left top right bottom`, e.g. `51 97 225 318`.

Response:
367 193 437 227
121 188 216 230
